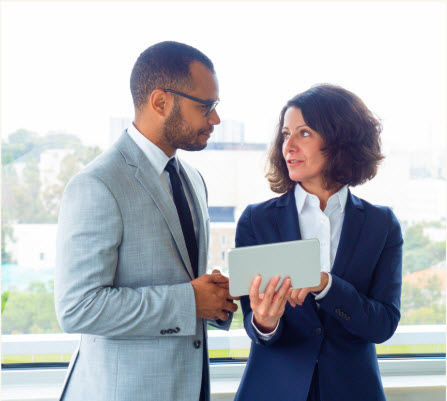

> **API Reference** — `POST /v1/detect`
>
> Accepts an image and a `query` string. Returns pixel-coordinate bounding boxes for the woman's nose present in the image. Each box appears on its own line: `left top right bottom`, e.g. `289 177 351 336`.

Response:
284 136 298 153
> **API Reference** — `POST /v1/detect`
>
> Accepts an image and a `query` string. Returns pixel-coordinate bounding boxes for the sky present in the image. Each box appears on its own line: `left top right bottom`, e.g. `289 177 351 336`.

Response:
1 1 446 153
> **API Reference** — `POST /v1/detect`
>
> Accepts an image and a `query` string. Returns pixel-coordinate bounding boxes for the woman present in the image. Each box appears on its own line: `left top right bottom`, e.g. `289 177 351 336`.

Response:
234 84 402 401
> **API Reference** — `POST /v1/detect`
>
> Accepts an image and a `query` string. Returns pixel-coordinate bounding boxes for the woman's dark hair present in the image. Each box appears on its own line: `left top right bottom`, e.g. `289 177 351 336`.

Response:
266 84 384 194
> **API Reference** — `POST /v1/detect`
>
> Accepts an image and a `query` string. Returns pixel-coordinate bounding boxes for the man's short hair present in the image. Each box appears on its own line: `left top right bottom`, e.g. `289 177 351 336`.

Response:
266 84 384 193
130 41 215 111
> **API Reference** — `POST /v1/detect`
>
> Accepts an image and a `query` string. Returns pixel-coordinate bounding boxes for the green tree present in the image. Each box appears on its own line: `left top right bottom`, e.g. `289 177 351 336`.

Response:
401 273 445 325
11 156 52 223
402 222 446 274
1 164 18 263
1 281 61 334
42 146 101 220
1 291 10 314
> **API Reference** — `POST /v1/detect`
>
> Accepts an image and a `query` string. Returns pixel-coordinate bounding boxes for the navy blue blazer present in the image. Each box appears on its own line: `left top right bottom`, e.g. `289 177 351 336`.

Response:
234 189 402 401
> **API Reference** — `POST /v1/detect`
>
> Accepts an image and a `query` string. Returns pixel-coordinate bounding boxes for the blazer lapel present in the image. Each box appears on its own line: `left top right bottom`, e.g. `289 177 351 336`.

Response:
275 189 302 242
115 133 195 280
179 161 208 277
331 191 365 278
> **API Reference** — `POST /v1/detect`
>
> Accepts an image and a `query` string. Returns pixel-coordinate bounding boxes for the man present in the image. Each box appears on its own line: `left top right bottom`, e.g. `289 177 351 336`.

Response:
55 41 237 401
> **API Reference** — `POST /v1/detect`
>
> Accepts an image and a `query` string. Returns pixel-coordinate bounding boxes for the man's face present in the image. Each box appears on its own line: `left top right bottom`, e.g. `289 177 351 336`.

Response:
162 61 221 153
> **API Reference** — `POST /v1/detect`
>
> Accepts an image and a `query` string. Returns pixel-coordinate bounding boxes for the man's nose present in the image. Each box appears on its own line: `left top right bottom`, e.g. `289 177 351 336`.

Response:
208 109 221 125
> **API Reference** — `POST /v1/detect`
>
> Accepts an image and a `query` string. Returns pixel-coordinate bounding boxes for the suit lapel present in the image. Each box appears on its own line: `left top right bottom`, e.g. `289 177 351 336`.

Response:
331 191 365 277
275 189 302 242
179 161 208 277
115 133 195 280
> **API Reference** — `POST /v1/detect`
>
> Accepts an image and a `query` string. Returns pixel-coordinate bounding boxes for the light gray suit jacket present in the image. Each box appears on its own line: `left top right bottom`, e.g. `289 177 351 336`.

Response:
55 132 231 401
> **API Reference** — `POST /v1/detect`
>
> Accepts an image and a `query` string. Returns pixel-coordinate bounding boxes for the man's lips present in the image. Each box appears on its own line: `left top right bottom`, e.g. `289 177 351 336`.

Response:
200 129 213 136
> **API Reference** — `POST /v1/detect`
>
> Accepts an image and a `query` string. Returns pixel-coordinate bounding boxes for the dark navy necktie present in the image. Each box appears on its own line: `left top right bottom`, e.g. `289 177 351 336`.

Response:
165 159 199 278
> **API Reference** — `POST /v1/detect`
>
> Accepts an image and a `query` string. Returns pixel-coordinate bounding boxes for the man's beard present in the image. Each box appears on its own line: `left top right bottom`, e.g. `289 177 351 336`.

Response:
163 100 208 152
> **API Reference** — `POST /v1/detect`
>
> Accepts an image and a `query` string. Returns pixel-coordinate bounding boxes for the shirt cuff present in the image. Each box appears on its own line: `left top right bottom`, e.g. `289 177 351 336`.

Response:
313 272 332 301
251 313 280 340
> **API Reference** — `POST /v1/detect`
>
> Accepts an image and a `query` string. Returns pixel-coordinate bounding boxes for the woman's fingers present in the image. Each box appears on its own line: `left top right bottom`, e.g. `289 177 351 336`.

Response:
272 278 291 303
263 275 281 301
249 274 262 308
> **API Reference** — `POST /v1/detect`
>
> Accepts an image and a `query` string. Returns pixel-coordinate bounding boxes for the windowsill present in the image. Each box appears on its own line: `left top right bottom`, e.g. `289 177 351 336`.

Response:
2 326 445 400
1 358 445 401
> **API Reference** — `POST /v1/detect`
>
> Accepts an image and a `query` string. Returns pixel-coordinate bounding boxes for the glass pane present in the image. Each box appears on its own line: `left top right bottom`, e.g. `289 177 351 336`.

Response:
1 1 445 367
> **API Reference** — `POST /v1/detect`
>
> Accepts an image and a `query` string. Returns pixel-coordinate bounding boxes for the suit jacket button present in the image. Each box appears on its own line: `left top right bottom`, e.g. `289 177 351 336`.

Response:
315 328 322 336
193 340 201 349
160 330 166 335
174 327 180 333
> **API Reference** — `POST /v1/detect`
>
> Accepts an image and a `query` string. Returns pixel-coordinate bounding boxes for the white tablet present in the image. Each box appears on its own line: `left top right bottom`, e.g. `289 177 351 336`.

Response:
228 239 320 297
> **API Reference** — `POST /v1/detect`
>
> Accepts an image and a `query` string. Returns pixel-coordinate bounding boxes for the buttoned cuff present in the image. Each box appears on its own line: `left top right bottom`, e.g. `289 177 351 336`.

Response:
313 272 332 301
251 313 280 340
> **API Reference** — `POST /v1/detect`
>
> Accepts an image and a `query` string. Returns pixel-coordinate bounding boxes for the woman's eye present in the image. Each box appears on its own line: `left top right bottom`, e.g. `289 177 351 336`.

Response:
302 131 310 137
282 132 290 140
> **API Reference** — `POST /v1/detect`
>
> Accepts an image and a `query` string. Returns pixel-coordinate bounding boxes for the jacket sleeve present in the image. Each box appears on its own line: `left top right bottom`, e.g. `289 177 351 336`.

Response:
54 173 197 338
319 208 403 343
235 205 284 346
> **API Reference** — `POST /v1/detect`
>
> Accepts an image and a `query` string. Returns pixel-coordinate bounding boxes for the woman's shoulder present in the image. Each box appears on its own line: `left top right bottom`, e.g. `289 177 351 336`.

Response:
350 192 400 227
242 190 293 215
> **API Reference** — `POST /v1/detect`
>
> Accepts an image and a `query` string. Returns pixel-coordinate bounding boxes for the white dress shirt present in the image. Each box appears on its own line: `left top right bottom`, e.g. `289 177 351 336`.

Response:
127 123 199 239
252 183 348 339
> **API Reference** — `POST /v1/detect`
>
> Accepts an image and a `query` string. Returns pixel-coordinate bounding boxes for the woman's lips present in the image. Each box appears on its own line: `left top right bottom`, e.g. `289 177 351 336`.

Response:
287 159 304 165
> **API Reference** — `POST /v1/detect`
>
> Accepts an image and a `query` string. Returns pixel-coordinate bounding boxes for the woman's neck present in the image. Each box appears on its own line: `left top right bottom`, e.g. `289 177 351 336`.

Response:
300 181 340 211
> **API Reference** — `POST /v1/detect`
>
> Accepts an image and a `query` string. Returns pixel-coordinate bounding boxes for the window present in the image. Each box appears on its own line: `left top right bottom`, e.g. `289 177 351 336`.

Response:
1 1 445 373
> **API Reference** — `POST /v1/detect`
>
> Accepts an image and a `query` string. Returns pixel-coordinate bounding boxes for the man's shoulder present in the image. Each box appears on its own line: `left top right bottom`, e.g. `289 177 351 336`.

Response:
80 145 125 179
178 157 203 184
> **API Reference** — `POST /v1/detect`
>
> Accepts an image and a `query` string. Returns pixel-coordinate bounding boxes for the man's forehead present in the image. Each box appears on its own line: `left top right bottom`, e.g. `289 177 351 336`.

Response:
189 61 219 98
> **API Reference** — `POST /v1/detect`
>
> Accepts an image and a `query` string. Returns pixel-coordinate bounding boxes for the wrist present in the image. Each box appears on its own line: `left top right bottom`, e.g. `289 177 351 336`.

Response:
253 314 277 333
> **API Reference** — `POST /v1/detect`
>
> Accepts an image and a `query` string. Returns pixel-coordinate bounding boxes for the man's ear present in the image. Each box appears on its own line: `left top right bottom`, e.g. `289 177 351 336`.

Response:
150 89 171 117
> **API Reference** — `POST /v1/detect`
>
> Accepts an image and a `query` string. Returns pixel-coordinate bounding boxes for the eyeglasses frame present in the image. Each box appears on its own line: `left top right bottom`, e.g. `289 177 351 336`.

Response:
163 89 219 117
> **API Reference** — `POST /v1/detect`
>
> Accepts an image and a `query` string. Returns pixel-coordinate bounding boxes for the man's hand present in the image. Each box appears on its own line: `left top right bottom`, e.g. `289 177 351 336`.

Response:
250 275 292 333
288 272 329 307
191 271 238 321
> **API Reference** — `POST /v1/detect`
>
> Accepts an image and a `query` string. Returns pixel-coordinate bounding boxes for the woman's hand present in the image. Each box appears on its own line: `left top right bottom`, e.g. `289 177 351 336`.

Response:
249 275 292 333
288 272 329 307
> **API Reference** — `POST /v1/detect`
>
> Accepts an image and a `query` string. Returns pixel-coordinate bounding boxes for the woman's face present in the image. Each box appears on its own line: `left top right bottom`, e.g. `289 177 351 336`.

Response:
281 107 326 191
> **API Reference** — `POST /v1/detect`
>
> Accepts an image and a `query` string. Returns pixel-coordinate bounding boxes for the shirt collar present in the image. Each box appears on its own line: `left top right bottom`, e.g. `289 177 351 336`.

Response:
127 123 178 175
294 184 348 214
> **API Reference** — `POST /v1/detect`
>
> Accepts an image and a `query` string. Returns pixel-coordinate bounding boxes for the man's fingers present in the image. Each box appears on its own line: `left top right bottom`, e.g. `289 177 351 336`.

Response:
297 288 311 305
210 273 229 284
223 300 238 313
287 288 296 307
216 311 230 321
291 288 300 303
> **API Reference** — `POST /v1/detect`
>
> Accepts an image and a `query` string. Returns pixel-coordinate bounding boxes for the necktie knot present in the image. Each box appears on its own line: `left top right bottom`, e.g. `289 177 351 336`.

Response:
165 158 177 175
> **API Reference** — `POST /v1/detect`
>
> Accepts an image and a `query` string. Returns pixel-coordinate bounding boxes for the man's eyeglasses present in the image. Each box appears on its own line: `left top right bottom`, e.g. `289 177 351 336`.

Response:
163 89 219 117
